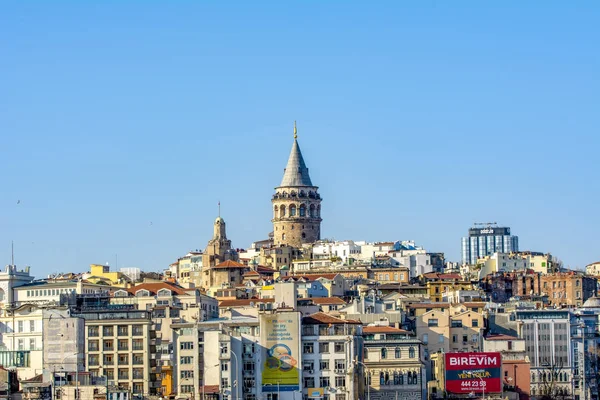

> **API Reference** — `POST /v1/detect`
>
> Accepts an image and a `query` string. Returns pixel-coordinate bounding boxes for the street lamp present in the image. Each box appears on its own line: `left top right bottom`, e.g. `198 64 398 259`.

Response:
61 353 80 400
354 361 370 400
220 345 239 400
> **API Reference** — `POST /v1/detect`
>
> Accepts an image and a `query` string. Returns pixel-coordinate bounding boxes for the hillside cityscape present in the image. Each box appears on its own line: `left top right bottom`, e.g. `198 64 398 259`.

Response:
1 131 599 400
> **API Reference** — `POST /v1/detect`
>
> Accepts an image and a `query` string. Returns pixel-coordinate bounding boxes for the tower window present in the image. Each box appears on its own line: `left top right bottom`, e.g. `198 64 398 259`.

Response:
302 233 306 239
282 234 285 241
290 205 297 216
299 205 306 217
291 225 294 230
280 205 286 218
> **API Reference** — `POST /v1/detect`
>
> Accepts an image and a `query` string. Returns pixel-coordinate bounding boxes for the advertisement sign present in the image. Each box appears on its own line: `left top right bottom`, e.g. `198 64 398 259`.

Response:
260 311 301 391
308 388 324 398
445 352 502 394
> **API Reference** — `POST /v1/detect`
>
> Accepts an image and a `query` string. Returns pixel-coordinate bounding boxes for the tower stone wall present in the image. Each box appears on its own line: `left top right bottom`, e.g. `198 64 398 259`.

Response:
272 124 322 248
272 187 322 247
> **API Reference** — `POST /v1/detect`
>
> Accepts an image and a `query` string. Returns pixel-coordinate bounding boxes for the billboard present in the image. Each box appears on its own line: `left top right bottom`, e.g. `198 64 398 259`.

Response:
260 311 301 391
445 352 502 394
307 388 324 398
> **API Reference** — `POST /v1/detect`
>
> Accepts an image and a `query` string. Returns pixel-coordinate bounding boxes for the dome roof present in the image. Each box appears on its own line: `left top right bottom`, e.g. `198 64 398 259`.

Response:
583 296 600 308
215 216 225 224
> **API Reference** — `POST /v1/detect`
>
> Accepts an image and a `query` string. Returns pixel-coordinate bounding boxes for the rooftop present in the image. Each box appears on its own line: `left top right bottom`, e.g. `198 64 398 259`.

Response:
302 312 361 325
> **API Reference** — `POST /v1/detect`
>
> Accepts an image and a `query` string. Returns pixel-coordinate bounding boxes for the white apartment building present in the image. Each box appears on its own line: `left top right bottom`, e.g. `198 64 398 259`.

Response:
301 312 362 400
311 241 361 264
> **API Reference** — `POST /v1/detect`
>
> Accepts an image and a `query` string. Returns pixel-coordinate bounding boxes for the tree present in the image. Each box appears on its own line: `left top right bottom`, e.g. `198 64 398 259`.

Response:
536 358 572 400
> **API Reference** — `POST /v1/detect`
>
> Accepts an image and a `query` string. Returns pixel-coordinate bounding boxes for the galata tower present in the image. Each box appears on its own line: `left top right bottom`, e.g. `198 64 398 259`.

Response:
272 122 322 247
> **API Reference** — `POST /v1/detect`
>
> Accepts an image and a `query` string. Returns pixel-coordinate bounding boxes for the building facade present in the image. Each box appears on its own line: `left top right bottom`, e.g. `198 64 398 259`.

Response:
461 225 519 265
272 123 322 248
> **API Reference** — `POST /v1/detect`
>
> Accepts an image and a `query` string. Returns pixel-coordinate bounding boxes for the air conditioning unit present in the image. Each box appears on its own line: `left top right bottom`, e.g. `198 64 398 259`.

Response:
308 370 314 374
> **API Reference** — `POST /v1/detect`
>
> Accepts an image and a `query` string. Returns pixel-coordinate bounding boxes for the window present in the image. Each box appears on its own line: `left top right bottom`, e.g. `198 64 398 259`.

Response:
103 340 114 351
438 334 444 344
132 339 144 351
180 370 194 379
462 335 468 343
88 340 99 351
319 377 330 387
104 355 114 365
303 377 315 388
30 321 35 332
243 361 255 372
118 339 128 351
320 360 329 371
428 319 438 327
180 356 193 364
472 319 479 327
221 363 228 371
180 342 194 350
103 326 114 336
452 335 457 343
508 341 513 350
319 342 330 353
118 354 129 365
422 334 428 344
18 339 24 350
395 347 401 358
334 342 345 353
18 321 23 333
381 348 387 359
221 378 229 388
181 385 194 393
117 326 128 336
409 347 415 358
335 376 346 387
303 343 314 354
334 360 345 370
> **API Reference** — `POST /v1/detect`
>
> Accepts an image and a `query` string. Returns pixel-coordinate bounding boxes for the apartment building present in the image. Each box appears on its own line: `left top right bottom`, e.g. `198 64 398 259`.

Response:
515 310 572 398
540 272 597 307
72 304 155 397
172 316 260 400
111 282 218 396
407 302 485 378
301 312 362 400
361 326 426 400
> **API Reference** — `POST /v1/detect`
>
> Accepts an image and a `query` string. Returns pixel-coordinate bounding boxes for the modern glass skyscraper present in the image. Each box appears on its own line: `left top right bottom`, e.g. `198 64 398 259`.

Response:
461 225 519 265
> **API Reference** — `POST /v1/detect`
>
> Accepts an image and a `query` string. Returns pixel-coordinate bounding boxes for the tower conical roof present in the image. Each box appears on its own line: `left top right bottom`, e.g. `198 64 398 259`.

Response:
280 138 313 187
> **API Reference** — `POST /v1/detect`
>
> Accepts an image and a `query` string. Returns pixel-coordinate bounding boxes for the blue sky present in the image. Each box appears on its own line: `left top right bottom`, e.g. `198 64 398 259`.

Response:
1 2 599 276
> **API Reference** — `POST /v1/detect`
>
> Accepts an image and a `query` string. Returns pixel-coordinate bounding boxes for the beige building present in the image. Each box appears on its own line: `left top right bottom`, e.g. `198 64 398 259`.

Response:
408 302 485 377
361 326 426 400
586 261 600 276
272 123 322 248
73 306 155 397
111 281 219 396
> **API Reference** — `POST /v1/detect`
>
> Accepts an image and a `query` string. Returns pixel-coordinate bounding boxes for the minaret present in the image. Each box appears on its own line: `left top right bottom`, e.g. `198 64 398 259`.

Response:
272 122 322 247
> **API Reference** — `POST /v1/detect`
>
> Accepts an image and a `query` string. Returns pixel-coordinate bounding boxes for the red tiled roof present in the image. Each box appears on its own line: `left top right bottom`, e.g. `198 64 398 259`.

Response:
213 260 247 269
218 298 274 307
126 282 188 296
256 265 275 273
362 326 411 334
244 270 260 276
302 312 361 325
463 302 486 308
485 334 521 341
202 385 220 394
308 297 347 305
296 273 339 281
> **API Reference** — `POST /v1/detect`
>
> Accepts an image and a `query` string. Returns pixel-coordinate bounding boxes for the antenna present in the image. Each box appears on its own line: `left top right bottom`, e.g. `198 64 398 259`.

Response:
218 201 221 217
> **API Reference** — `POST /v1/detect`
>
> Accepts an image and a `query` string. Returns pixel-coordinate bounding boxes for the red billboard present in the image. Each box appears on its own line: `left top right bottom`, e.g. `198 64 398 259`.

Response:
445 352 502 394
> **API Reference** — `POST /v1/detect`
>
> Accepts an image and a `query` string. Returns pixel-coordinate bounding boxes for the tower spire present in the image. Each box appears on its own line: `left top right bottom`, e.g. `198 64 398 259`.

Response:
294 121 297 139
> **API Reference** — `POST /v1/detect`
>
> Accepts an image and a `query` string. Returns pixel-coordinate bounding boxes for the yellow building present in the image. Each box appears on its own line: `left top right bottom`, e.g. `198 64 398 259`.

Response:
426 279 473 302
84 264 131 287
